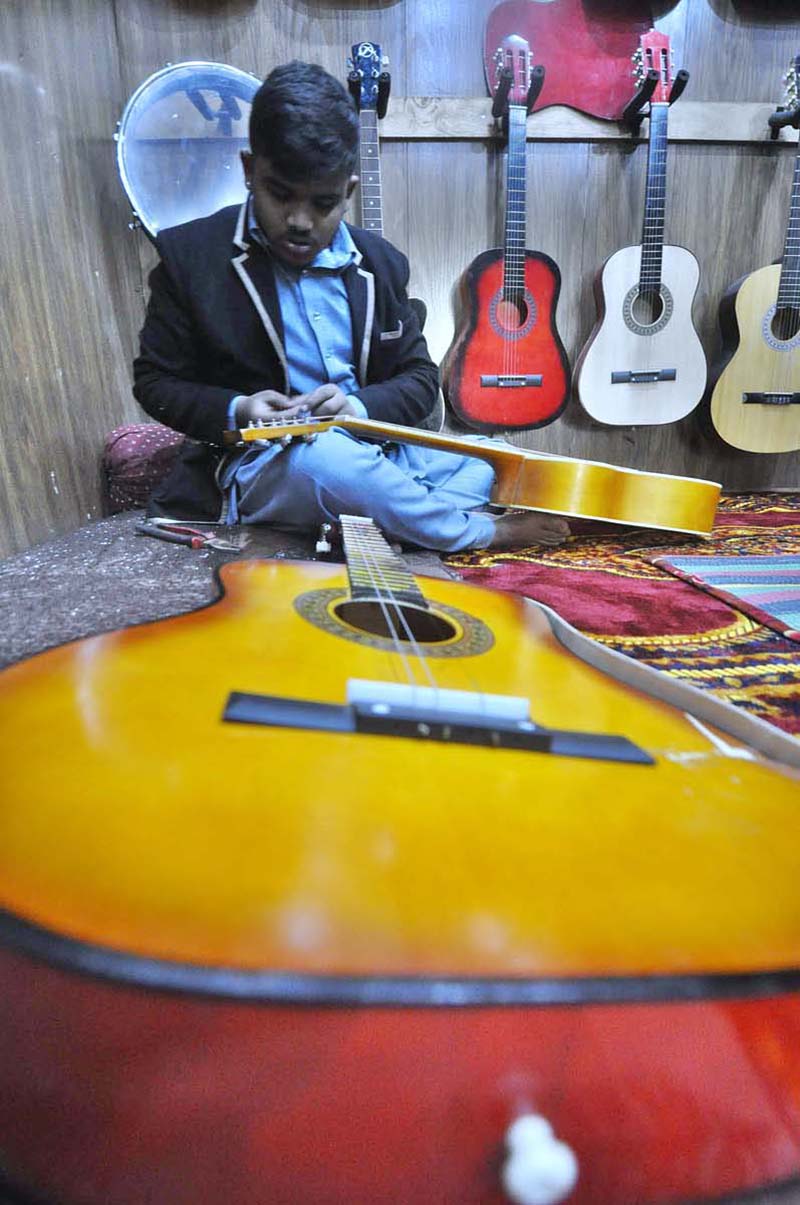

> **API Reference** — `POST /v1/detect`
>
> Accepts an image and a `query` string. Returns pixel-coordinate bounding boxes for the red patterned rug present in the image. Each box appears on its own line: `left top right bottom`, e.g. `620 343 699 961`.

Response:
446 494 800 736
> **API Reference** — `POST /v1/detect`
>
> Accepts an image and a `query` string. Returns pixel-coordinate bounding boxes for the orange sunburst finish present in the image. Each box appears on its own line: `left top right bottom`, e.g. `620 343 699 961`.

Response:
0 559 798 973
1 559 800 1204
443 248 571 430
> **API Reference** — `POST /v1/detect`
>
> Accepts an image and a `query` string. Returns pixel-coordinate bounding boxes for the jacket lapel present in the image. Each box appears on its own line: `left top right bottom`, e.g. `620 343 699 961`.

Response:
344 256 375 387
230 203 289 391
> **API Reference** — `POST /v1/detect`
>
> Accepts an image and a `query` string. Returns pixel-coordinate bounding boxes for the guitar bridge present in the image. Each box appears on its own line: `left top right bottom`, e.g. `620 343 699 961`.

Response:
223 681 653 766
743 392 800 406
480 374 542 388
611 369 677 384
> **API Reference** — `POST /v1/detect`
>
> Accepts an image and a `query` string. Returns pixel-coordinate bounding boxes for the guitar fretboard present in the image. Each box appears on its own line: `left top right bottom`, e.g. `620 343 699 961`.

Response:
341 515 427 608
503 103 528 303
639 103 668 294
778 136 800 313
358 110 383 235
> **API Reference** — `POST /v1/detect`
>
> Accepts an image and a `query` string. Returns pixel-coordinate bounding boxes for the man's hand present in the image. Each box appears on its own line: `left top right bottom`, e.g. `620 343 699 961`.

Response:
234 390 305 426
295 384 359 418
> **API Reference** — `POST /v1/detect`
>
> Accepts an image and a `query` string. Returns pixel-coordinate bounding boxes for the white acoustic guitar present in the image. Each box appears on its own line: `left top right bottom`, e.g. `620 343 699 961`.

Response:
708 54 800 454
576 30 707 426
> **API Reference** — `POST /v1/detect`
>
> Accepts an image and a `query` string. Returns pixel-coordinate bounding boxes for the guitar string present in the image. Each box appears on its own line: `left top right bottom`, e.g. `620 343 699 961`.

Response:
641 103 668 376
504 103 519 389
347 519 508 722
509 104 524 387
344 519 439 692
777 140 800 340
346 519 512 720
344 520 418 686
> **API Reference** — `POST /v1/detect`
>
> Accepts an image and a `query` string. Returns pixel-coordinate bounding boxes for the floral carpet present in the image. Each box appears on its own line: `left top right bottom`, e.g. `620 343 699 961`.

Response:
447 494 800 736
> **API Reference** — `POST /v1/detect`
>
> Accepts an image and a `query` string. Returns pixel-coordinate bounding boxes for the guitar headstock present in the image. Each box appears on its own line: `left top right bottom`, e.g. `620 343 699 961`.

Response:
224 415 338 447
348 41 389 113
633 30 674 104
491 34 534 107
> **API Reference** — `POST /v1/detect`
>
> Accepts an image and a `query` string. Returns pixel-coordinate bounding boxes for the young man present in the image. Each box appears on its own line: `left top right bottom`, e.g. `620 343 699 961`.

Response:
133 61 568 551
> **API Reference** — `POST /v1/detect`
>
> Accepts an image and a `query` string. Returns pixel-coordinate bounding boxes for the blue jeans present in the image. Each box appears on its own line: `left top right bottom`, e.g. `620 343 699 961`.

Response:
221 428 496 552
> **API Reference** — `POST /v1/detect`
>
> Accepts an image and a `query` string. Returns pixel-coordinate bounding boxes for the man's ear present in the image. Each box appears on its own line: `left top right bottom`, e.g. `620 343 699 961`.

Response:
241 150 253 186
346 174 359 200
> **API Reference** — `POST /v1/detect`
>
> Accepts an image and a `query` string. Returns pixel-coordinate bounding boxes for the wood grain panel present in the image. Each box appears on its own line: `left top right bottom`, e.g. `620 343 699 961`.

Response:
1 0 799 560
0 2 145 556
378 99 800 144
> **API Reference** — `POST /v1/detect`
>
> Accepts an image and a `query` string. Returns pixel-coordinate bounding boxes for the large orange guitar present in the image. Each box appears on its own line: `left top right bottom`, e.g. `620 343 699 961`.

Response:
0 515 799 1205
441 34 571 432
227 412 722 535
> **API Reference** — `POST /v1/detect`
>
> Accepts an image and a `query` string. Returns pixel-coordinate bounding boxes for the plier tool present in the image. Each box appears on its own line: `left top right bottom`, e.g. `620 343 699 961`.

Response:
135 519 247 552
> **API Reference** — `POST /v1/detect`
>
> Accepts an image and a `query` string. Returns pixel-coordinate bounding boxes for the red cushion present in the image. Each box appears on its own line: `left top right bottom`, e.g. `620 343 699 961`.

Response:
103 423 183 513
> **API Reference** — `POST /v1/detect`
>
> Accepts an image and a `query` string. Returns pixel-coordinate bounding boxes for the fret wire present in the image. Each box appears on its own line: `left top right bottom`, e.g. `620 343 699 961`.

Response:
503 105 529 298
359 110 383 237
778 144 800 307
639 103 668 292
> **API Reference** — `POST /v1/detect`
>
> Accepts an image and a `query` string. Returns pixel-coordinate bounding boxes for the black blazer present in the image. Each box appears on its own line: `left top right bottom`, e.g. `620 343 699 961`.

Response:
133 203 439 518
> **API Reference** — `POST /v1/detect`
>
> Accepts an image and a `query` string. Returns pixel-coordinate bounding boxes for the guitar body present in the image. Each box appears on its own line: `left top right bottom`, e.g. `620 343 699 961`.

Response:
0 559 799 1203
442 248 571 431
576 244 707 425
484 0 654 119
709 263 800 453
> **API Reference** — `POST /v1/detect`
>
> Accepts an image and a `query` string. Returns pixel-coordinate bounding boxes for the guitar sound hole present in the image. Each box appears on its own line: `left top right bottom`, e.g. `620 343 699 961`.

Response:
631 288 665 327
334 600 459 643
495 297 529 331
771 306 800 342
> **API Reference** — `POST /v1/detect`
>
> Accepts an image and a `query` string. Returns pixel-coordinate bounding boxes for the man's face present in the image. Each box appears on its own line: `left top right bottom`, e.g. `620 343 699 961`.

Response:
241 152 358 268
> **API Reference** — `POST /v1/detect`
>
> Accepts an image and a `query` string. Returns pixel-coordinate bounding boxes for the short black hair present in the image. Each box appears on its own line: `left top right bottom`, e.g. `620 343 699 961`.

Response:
249 61 359 180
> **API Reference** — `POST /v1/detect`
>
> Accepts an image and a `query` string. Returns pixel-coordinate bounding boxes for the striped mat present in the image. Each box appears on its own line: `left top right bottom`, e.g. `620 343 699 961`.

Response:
653 554 800 643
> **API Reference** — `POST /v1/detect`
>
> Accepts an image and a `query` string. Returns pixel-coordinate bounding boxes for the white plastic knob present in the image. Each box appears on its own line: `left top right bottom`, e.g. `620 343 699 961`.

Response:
501 1114 579 1205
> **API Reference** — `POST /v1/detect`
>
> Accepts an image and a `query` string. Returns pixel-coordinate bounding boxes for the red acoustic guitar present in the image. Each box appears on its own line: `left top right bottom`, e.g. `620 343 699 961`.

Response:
441 34 571 432
484 0 655 120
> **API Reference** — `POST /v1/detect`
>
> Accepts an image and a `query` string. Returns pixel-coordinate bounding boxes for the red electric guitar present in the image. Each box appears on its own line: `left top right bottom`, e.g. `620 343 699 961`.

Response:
441 35 571 432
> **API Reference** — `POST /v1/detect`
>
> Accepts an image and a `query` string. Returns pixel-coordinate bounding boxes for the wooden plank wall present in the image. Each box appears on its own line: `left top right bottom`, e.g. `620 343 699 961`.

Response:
1 0 798 557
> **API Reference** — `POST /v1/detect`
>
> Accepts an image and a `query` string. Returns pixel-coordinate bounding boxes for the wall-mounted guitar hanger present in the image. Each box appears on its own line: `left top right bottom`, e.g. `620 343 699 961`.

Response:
621 65 689 135
492 61 545 140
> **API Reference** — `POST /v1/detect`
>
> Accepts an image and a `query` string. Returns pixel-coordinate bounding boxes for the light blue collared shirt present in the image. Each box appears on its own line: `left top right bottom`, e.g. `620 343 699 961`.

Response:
227 202 367 428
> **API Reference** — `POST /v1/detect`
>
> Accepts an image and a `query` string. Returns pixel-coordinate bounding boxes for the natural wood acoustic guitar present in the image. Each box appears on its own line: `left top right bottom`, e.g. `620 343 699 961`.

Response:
441 34 571 432
576 30 707 427
347 39 444 432
0 515 799 1204
708 55 800 454
228 412 722 536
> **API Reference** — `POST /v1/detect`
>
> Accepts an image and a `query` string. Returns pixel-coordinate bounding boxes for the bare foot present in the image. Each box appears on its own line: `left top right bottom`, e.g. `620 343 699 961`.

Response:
487 510 570 550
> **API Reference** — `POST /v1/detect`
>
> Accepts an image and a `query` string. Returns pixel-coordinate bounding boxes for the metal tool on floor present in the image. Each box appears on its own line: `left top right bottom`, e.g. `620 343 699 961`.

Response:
135 520 249 552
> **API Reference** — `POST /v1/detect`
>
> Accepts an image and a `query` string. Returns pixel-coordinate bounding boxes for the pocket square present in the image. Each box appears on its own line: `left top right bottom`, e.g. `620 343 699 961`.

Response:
379 320 403 342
